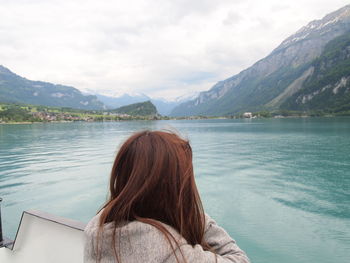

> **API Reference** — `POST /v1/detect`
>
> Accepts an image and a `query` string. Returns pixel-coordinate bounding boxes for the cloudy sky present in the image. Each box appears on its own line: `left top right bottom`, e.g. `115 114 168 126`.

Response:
0 0 349 100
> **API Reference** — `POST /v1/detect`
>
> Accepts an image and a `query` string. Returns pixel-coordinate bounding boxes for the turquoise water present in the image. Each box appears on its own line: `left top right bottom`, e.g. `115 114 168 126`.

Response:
0 118 349 263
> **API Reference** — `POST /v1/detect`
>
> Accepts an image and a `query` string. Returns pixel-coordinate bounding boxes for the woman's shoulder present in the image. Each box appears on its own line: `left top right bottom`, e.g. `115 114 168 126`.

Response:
84 211 214 245
84 211 188 262
84 211 184 241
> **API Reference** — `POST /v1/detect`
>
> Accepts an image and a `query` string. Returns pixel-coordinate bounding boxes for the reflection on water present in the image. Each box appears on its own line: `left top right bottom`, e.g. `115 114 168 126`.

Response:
0 119 349 263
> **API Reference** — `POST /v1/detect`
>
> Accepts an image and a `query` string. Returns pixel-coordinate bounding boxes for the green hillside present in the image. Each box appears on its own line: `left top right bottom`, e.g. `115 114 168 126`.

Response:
111 101 158 116
0 101 160 123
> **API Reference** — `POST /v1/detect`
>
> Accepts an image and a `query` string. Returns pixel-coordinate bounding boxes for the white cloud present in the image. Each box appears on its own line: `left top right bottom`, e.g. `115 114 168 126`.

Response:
0 0 349 99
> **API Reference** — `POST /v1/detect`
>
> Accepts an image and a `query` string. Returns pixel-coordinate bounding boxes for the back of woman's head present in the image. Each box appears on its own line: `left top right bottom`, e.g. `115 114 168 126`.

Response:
98 130 210 261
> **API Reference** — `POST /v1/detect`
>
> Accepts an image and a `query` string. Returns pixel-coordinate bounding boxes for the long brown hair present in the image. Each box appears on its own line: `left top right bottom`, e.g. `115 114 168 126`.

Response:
97 130 212 262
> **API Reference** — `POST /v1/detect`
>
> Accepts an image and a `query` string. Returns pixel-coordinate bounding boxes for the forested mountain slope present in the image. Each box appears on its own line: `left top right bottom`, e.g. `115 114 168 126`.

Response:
171 5 350 116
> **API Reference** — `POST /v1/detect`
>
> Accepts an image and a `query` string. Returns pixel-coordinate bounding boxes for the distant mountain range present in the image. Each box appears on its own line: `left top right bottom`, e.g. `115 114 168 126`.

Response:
0 65 195 115
95 93 150 109
171 5 350 116
95 92 198 115
0 66 105 110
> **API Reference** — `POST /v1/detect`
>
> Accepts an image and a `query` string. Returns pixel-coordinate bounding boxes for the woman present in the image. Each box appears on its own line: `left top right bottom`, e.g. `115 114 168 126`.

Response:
84 130 250 263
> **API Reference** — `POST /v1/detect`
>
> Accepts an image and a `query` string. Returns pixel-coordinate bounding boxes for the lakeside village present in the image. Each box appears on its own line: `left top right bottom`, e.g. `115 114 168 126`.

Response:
0 106 160 123
27 111 262 122
0 102 343 124
0 112 264 123
28 111 141 122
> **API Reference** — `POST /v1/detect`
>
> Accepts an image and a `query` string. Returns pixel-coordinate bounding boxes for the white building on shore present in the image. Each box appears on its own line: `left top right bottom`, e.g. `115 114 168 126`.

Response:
243 112 253 118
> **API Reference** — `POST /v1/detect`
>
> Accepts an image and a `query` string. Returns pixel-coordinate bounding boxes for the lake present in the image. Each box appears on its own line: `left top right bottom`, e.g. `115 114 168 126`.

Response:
0 118 349 263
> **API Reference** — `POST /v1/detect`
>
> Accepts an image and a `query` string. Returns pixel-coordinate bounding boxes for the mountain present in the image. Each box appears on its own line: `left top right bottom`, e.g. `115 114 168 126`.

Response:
0 65 105 110
96 93 150 109
281 33 350 112
171 5 350 116
150 99 178 116
111 101 158 116
173 91 200 103
151 92 200 115
96 92 198 116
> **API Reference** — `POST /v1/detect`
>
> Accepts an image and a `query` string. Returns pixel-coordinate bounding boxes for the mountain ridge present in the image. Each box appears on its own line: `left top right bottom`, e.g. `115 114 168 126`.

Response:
171 4 350 116
0 65 106 110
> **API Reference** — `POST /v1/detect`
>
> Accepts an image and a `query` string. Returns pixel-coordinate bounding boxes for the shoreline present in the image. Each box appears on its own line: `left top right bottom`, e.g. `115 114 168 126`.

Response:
1 115 349 124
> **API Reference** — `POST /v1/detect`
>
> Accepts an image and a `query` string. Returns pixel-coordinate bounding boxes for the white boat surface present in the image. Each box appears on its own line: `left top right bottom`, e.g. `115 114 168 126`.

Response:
0 210 86 263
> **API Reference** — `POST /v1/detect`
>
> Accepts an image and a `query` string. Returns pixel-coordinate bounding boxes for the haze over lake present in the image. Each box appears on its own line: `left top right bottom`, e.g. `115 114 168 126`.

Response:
0 118 349 263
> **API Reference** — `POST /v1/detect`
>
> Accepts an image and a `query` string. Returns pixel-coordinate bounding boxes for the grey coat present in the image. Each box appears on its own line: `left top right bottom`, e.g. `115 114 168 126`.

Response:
84 211 250 263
